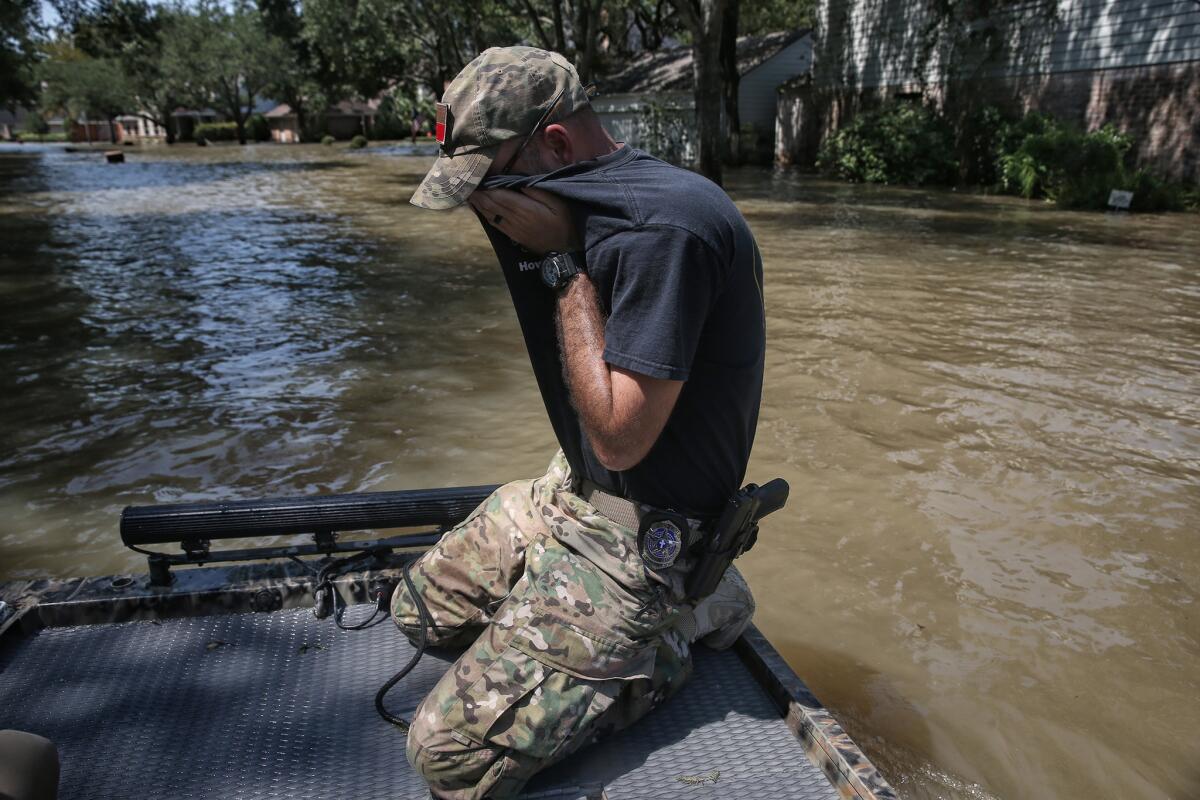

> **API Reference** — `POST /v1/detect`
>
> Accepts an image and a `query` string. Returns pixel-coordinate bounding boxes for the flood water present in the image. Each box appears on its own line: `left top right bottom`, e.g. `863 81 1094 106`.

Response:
1 143 1197 799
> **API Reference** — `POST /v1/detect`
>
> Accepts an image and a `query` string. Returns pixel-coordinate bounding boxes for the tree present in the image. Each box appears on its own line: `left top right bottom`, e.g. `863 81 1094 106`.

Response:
670 0 729 184
71 0 192 143
719 0 739 163
40 43 135 143
163 2 291 145
257 0 324 140
1 0 42 109
739 0 813 36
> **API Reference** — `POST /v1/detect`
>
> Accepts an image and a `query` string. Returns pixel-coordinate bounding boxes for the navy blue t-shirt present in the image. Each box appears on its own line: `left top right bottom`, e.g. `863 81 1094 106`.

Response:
479 146 764 516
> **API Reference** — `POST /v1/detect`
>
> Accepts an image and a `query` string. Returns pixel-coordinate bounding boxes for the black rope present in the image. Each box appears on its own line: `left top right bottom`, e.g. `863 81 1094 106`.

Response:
305 551 435 730
374 560 432 731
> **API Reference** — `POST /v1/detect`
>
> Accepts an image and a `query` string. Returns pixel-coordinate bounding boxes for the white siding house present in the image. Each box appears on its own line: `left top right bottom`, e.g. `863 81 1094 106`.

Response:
594 30 813 164
813 0 1200 88
778 0 1200 180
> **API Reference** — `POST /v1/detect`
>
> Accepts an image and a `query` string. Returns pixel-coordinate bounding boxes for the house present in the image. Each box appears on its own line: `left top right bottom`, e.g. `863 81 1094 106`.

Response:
0 107 29 140
115 114 168 140
777 0 1200 182
171 108 220 141
593 30 813 164
265 99 379 143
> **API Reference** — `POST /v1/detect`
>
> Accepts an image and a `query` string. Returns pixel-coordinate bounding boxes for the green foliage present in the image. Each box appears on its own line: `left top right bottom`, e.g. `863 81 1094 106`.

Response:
740 0 816 35
39 47 134 129
162 2 292 144
374 89 436 139
194 122 238 141
817 102 957 185
639 99 694 166
994 119 1186 211
321 134 335 145
245 113 271 142
67 1 190 142
23 111 50 135
1126 169 1185 213
999 121 1126 209
1182 185 1200 212
1 0 41 108
349 134 368 149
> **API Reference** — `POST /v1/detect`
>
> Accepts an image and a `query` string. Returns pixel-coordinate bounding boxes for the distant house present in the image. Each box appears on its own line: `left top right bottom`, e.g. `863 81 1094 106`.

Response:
594 30 812 164
0 107 29 139
778 0 1200 182
265 99 379 143
171 108 220 141
115 114 168 140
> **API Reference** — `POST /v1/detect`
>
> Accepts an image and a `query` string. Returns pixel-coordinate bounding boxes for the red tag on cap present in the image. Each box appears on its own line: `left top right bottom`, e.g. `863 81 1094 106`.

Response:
435 103 449 146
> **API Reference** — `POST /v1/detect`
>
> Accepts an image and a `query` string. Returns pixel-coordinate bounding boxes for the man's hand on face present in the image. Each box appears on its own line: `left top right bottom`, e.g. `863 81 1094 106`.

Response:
469 188 581 256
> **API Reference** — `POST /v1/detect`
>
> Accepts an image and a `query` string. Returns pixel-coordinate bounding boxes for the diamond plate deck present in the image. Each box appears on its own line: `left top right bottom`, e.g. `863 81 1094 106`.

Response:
0 606 838 799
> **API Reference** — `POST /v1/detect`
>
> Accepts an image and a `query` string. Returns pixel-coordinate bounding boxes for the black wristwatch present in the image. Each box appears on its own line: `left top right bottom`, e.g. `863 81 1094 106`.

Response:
539 251 586 291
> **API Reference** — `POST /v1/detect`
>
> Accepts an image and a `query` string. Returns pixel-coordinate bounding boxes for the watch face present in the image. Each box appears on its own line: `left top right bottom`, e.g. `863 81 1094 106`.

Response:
541 255 562 288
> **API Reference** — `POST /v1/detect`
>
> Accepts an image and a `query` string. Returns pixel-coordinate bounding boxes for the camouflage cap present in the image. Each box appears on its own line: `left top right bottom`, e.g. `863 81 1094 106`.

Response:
410 46 591 210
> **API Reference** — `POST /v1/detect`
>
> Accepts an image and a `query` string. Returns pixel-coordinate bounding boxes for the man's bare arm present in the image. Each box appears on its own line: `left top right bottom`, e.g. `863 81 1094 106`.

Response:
556 274 682 471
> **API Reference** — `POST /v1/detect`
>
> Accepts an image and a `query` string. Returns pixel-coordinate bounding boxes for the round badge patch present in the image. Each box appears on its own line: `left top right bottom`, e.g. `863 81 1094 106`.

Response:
640 520 683 569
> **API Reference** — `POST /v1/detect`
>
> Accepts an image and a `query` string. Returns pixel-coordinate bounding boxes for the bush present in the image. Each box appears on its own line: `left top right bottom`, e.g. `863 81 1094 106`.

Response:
15 131 67 142
23 112 50 136
1127 169 1185 212
194 121 238 141
245 113 271 142
349 134 368 149
817 102 957 185
321 134 335 145
375 91 437 139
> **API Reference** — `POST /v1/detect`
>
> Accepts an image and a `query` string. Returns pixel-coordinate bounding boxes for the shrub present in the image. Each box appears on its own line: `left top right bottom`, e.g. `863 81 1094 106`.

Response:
1127 169 1185 212
375 91 437 139
321 134 335 145
14 131 67 142
194 121 238 141
1182 185 1200 211
817 102 957 185
245 113 271 142
349 134 368 149
23 112 50 136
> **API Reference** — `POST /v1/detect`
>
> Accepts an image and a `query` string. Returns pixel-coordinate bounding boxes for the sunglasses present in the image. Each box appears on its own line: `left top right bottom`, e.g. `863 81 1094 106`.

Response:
499 84 598 175
435 83 598 173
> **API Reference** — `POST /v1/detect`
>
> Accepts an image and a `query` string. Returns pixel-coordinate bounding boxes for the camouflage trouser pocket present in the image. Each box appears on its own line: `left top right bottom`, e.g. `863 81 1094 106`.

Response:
446 603 657 762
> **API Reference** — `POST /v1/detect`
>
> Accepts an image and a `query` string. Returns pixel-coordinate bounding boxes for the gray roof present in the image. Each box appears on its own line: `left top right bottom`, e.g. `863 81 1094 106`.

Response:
599 29 810 95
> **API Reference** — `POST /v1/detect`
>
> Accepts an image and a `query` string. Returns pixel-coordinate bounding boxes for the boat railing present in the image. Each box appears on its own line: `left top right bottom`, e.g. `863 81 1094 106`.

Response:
120 485 500 585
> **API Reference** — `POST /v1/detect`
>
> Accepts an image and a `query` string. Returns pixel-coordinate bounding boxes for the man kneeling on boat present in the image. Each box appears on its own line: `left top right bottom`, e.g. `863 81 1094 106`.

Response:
396 45 766 799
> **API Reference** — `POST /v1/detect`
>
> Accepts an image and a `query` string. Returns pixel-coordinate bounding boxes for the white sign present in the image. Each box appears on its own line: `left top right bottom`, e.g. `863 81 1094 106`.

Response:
1108 190 1134 210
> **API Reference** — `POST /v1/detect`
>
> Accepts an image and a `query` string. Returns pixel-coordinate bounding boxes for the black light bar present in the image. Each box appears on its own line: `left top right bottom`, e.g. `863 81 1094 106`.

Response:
121 485 500 547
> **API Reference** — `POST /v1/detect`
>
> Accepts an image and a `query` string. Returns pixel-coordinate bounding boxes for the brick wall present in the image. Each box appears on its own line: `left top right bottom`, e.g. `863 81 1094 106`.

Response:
777 61 1200 184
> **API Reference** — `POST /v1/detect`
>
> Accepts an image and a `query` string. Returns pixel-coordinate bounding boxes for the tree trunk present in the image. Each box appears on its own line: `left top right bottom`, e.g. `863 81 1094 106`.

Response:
720 0 741 164
551 0 567 53
693 29 724 185
672 0 729 186
574 0 602 81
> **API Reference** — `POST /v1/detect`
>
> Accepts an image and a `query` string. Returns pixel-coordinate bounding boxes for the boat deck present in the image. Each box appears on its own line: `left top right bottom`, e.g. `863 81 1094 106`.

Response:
0 604 842 799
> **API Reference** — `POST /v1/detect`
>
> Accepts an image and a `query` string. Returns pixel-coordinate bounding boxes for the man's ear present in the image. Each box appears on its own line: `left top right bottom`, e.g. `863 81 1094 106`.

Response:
541 123 574 167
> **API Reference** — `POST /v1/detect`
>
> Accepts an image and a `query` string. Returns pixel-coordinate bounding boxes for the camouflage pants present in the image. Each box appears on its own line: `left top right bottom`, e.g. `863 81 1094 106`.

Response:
391 452 694 799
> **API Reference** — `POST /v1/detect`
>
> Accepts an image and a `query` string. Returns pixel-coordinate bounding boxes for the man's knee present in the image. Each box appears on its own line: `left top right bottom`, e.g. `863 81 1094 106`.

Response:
390 580 482 650
406 707 536 800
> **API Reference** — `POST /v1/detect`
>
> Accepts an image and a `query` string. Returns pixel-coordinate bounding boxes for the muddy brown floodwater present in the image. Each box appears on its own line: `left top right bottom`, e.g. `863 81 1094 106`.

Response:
1 143 1197 799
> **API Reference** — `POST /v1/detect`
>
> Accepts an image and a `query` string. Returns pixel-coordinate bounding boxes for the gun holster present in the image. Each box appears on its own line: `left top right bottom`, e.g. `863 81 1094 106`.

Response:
684 478 790 602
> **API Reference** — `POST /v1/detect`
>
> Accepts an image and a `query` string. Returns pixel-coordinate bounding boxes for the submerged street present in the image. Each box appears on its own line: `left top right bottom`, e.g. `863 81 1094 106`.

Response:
1 143 1197 799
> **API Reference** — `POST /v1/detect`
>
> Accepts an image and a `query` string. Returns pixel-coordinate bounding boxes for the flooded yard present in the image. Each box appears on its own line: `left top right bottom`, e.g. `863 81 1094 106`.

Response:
1 142 1197 799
